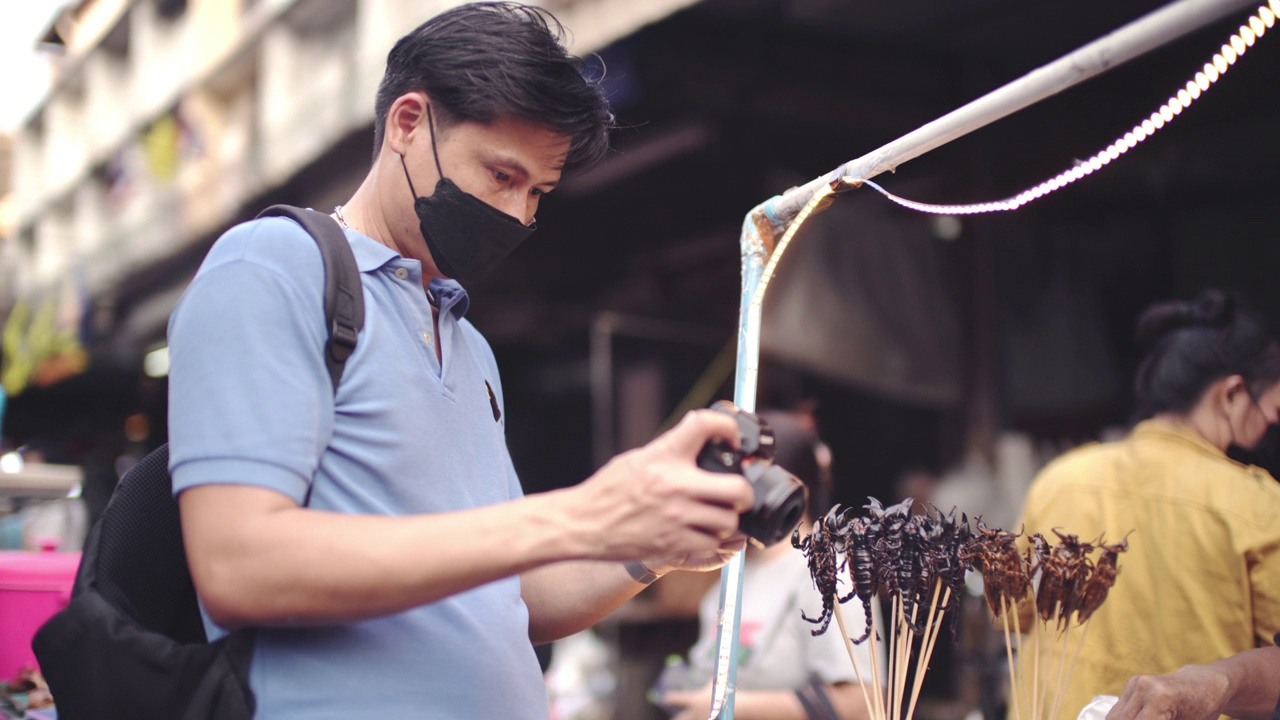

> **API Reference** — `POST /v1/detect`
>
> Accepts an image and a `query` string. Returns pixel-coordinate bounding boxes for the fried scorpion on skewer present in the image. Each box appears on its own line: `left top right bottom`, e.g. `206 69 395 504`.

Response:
793 515 848 636
929 508 972 638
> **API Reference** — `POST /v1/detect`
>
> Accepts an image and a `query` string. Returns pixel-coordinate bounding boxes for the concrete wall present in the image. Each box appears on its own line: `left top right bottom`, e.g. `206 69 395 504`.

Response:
4 0 697 351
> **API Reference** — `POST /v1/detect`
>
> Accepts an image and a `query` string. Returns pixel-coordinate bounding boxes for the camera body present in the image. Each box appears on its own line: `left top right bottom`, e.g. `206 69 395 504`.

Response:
696 401 808 546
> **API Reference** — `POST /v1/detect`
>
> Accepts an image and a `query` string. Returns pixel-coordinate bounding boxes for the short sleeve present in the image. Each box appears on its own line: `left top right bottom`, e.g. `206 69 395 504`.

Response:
167 218 335 503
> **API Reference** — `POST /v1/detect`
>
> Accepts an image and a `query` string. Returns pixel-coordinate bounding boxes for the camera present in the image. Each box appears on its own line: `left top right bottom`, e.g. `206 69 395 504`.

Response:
696 401 808 546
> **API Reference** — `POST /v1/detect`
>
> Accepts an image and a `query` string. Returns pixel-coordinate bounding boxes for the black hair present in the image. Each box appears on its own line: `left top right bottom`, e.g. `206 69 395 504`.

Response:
372 2 614 169
759 410 831 520
1133 288 1280 418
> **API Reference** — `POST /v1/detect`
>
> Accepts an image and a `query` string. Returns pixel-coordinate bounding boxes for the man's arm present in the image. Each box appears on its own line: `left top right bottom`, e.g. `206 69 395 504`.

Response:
181 411 754 629
520 536 742 644
1106 647 1280 720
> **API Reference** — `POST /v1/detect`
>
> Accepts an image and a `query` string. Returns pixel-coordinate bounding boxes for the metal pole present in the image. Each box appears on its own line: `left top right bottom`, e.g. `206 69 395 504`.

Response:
765 0 1258 228
712 1 1262 717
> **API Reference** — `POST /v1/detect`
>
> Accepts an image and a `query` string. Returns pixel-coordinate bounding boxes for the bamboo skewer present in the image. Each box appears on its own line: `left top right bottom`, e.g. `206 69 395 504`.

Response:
1000 598 1023 720
835 602 879 720
1036 605 1063 720
1031 613 1042 720
1011 599 1029 720
889 594 903 720
894 596 918 720
905 583 949 720
869 599 888 720
1049 618 1093 720
1048 623 1074 720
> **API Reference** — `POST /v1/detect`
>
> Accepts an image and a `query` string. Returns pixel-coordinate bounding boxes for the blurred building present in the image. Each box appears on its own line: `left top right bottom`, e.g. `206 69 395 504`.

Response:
5 0 1280 506
0 0 698 454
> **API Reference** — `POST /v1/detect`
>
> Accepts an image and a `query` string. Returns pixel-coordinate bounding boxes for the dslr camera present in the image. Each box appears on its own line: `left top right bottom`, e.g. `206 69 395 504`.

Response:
697 401 808 546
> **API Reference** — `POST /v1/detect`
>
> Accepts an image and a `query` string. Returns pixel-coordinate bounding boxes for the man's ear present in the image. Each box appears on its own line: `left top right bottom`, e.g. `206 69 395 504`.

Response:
385 92 430 157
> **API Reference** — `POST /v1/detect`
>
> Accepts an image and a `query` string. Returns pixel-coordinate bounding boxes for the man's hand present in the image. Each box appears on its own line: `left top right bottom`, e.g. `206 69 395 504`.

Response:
647 532 748 575
1107 665 1231 720
558 409 755 564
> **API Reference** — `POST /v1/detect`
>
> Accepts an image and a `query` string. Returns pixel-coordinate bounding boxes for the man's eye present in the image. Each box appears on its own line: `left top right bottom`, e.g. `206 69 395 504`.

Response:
530 187 544 198
494 170 510 182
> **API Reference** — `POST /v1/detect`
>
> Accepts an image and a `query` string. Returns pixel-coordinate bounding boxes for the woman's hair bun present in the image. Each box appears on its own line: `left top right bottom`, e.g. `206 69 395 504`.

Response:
1136 289 1235 349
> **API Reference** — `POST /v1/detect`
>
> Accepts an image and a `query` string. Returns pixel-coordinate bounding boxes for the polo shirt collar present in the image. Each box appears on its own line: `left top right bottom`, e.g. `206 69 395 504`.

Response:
347 231 471 319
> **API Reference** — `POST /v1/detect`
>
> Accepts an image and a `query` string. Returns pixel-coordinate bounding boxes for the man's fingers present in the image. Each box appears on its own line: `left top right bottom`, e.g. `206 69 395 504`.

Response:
1106 682 1141 720
679 503 743 539
681 470 755 513
658 409 741 459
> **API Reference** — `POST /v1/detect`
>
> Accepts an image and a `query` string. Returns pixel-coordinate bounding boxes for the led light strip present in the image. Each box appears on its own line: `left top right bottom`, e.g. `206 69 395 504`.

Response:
851 0 1276 216
752 183 839 311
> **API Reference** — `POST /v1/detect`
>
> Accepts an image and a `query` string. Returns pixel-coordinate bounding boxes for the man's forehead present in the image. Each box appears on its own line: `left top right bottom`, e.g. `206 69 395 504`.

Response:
457 118 572 170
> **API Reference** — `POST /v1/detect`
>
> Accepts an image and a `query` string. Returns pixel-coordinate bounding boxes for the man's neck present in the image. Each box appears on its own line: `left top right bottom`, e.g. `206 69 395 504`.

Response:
341 160 444 294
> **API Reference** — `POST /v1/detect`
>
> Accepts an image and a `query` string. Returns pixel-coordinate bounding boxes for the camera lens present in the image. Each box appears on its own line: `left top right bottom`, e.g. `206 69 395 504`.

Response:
739 463 808 546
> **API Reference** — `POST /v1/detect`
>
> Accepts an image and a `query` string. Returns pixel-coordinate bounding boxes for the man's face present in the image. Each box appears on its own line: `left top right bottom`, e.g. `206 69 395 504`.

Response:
405 112 571 226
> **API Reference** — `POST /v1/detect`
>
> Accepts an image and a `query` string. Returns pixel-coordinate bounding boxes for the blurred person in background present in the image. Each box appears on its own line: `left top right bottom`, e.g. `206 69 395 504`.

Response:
1016 288 1280 720
657 410 880 720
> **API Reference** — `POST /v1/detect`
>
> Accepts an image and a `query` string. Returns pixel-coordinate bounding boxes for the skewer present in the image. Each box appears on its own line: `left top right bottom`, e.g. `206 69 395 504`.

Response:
869 599 888 720
1031 613 1042 720
835 602 879 720
896 591 906 717
1036 603 1064 720
1049 618 1093 720
896 597 920 720
1000 597 1023 720
1048 622 1074 720
1011 598 1028 720
905 582 948 720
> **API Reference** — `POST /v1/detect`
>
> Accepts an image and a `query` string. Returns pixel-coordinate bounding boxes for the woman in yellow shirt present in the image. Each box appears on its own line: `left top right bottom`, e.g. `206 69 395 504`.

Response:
1016 289 1280 720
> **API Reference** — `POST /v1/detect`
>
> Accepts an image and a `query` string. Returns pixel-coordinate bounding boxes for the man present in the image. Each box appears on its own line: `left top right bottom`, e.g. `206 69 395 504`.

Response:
167 3 755 717
1106 645 1280 720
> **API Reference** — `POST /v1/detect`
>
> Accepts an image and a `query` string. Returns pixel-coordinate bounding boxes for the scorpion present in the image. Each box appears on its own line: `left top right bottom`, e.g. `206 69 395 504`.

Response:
793 516 844 635
928 509 972 637
839 513 881 644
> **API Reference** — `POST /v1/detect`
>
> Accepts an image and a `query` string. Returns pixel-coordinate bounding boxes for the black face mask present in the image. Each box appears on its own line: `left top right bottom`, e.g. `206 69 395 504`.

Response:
400 106 535 285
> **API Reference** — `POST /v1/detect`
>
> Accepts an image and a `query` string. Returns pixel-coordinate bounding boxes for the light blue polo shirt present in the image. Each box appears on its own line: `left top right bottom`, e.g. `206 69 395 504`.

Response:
167 216 547 719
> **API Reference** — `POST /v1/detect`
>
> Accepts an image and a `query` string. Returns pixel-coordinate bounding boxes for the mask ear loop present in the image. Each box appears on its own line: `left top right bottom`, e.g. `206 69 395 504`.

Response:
425 104 445 180
399 103 447 198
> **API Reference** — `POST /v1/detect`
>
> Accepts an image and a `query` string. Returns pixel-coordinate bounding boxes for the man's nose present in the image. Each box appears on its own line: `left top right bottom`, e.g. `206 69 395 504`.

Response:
495 196 533 226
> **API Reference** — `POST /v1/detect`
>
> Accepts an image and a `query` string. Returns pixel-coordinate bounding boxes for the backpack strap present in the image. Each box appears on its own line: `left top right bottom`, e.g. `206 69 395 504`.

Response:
255 205 364 391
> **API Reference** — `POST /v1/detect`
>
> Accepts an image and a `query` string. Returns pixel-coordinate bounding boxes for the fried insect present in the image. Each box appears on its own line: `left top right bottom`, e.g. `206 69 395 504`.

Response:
843 514 880 643
929 509 971 637
1075 531 1130 623
966 519 1028 618
1033 529 1095 629
794 516 841 635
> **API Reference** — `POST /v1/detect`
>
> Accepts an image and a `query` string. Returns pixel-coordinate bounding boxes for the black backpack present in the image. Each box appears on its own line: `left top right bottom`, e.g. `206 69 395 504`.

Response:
32 206 364 720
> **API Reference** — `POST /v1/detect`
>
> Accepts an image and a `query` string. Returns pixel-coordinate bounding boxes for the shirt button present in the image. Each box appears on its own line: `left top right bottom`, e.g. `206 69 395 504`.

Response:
422 331 433 345
394 267 409 280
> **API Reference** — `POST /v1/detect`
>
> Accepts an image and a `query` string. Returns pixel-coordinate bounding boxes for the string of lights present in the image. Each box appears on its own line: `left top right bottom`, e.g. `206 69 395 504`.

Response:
852 1 1276 216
